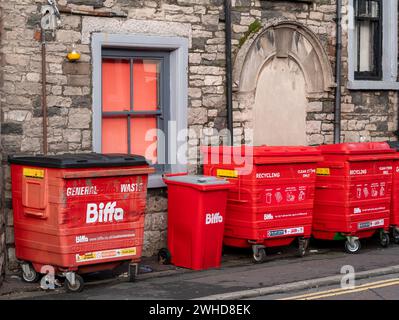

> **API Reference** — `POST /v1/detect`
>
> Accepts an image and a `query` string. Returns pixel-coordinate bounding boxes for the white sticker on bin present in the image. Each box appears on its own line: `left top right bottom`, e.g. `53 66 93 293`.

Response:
76 247 136 263
357 219 384 230
267 227 304 238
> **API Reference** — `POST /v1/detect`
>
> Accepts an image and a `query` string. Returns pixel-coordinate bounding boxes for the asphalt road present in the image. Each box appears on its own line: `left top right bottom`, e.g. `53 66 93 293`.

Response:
4 238 399 300
251 274 399 300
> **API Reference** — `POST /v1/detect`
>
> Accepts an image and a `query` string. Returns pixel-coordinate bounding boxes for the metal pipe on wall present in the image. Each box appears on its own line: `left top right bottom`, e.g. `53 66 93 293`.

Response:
224 0 234 145
334 0 342 144
41 29 48 155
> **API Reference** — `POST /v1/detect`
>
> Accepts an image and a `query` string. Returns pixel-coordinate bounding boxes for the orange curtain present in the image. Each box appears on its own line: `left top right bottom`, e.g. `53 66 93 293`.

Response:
102 58 159 161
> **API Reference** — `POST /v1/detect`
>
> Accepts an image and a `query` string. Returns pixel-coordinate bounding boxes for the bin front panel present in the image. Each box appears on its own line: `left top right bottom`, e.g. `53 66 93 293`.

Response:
313 153 393 238
11 164 150 271
202 146 320 248
224 162 315 244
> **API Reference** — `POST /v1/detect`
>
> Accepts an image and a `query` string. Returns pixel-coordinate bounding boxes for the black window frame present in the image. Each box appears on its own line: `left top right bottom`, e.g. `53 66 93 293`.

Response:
101 49 170 173
354 0 383 81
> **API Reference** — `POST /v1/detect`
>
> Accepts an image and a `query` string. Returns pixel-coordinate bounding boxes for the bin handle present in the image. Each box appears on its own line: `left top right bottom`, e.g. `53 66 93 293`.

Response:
347 155 397 162
24 209 46 219
162 172 188 179
328 165 344 169
62 167 155 179
227 198 249 204
316 185 329 189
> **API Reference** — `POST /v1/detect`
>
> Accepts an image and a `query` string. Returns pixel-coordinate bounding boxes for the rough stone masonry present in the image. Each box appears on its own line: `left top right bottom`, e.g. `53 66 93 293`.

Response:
0 0 398 280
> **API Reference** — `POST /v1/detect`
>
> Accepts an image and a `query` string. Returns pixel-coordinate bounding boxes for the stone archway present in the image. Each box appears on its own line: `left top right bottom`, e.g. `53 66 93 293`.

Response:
234 21 334 146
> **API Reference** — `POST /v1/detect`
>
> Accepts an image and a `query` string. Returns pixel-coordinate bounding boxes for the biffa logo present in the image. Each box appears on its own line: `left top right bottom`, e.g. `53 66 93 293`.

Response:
264 214 274 220
205 212 223 225
86 202 124 224
76 235 88 243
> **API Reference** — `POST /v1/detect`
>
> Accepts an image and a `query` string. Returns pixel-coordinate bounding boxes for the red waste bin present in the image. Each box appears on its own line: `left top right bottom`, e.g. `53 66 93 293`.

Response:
202 146 322 263
9 153 154 292
385 141 399 244
162 174 230 270
313 142 395 253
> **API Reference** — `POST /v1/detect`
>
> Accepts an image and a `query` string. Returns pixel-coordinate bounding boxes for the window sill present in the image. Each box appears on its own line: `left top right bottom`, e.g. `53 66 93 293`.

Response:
148 173 167 189
147 164 188 188
347 80 399 91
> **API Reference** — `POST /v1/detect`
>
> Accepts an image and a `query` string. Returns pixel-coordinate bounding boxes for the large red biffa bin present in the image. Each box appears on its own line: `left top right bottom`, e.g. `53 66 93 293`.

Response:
162 174 230 270
9 153 154 292
202 146 322 263
313 142 396 253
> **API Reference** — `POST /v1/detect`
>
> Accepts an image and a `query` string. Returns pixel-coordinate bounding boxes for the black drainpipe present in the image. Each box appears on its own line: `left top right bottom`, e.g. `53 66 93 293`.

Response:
334 0 342 144
224 0 234 145
41 28 48 155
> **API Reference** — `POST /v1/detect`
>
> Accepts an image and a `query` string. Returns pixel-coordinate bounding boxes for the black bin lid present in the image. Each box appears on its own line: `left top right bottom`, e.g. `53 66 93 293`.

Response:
387 141 399 152
8 153 149 169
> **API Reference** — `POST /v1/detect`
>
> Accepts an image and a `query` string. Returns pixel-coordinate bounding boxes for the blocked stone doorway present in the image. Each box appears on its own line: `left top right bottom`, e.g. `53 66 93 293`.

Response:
233 21 334 146
254 57 307 146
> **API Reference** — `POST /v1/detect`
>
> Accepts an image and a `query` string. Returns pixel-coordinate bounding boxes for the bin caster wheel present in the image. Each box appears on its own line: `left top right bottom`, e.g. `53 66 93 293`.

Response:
393 229 399 244
128 263 138 282
64 274 84 293
21 263 41 283
297 238 309 257
252 248 266 264
345 239 361 254
158 248 171 265
379 232 390 248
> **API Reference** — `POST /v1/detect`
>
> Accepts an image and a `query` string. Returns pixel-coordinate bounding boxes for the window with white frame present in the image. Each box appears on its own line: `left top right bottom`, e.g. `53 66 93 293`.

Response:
348 0 399 89
92 34 188 188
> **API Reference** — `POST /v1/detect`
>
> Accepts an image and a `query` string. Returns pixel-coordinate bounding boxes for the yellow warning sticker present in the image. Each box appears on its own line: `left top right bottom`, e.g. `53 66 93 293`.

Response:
316 168 331 176
216 169 238 178
121 248 136 255
23 168 44 179
76 247 136 263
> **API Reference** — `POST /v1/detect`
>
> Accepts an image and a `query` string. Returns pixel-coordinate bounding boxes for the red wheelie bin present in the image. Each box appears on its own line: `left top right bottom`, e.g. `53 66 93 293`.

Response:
9 153 154 292
386 141 399 244
161 174 230 270
202 146 322 263
313 142 396 253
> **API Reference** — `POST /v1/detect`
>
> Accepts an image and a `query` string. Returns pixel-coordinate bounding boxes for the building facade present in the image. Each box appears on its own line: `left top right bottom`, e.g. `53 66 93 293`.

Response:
0 0 398 282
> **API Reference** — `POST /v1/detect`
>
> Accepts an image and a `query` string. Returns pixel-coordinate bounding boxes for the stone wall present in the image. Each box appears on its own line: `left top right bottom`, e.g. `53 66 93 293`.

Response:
339 0 398 143
0 4 4 285
0 0 397 275
0 159 4 284
231 0 397 144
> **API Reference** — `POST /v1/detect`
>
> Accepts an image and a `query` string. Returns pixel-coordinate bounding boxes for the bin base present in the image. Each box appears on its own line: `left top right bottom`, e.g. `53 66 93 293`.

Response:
312 229 377 241
224 236 298 249
313 228 389 253
224 235 310 262
28 258 140 278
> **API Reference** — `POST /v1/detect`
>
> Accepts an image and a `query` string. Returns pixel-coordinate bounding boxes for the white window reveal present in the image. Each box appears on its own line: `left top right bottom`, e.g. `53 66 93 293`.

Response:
348 0 399 90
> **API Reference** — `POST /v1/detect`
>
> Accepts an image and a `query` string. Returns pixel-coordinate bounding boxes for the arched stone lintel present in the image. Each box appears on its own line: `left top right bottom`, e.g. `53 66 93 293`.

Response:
245 52 321 98
233 20 335 94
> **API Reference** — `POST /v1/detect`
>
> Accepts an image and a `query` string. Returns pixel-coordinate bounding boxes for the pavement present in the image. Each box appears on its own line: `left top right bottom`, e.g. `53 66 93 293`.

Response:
2 237 399 300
